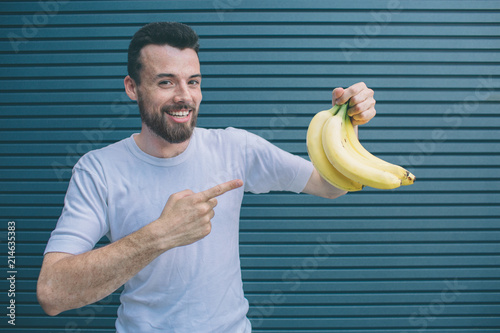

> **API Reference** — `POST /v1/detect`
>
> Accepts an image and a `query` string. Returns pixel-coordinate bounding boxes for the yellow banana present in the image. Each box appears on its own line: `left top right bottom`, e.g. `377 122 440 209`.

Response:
343 108 416 186
322 104 402 189
306 106 364 192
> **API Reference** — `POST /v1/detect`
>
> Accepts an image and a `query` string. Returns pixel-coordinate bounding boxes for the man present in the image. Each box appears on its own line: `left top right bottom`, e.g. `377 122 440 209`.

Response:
37 22 376 332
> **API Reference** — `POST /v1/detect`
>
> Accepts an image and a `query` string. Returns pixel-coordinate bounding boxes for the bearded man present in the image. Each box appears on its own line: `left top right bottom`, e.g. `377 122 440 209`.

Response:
37 22 376 333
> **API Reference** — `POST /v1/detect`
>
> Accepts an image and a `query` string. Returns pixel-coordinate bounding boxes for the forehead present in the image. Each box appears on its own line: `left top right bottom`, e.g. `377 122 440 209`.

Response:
139 44 200 78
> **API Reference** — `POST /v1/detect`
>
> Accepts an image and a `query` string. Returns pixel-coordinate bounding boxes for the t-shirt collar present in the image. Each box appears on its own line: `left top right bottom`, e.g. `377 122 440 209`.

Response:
125 129 197 167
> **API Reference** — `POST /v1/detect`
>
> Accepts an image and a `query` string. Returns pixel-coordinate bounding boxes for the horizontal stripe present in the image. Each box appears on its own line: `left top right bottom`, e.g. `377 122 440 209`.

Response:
2 11 500 25
2 0 500 12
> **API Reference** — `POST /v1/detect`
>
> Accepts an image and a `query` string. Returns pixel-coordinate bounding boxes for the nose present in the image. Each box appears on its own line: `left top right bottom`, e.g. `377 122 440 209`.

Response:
173 82 192 104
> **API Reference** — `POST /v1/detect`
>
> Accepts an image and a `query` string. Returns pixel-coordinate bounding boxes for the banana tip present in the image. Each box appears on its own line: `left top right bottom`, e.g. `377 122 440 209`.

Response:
402 171 416 186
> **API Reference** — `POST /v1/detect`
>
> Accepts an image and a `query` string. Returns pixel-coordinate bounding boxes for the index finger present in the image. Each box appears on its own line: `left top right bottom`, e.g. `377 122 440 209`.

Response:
199 179 243 200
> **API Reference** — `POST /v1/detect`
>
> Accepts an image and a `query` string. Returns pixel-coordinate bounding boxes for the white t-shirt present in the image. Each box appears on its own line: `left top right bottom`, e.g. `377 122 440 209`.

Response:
45 127 314 332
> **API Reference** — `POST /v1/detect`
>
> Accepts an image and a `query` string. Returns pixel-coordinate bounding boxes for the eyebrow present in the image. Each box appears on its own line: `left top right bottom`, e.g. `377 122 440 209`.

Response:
156 73 202 79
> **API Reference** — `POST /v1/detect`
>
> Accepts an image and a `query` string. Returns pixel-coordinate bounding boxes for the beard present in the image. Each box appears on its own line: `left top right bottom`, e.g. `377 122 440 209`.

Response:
138 97 197 144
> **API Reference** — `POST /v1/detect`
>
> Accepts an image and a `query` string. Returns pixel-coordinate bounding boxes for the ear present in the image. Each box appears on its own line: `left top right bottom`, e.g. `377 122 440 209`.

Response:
124 75 138 101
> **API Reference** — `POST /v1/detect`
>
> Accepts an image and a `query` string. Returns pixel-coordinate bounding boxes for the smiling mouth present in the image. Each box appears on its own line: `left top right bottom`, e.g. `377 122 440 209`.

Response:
166 109 191 118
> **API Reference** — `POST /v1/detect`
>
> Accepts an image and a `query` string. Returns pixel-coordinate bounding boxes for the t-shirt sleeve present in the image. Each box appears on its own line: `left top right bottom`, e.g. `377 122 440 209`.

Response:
241 129 314 194
44 156 109 255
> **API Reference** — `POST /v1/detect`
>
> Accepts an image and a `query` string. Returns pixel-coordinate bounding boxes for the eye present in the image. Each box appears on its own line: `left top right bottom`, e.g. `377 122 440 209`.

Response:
159 80 172 86
188 79 200 86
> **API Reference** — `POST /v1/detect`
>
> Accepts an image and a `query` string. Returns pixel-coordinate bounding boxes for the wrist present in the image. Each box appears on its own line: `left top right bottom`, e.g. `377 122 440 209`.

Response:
128 220 172 255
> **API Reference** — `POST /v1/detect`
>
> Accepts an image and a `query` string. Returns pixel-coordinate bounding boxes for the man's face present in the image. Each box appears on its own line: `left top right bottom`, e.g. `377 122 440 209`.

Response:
134 44 202 144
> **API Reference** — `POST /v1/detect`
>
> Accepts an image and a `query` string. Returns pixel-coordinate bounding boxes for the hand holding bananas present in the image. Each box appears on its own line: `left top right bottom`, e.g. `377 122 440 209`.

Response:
307 103 415 191
332 82 376 126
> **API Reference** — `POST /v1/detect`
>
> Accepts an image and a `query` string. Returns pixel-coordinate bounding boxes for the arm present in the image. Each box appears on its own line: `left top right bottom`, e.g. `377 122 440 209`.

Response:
301 82 376 198
38 228 163 316
37 179 242 316
301 168 348 199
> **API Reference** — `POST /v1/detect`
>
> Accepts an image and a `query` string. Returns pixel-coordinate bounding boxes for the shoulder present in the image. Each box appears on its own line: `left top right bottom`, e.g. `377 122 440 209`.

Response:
74 136 131 173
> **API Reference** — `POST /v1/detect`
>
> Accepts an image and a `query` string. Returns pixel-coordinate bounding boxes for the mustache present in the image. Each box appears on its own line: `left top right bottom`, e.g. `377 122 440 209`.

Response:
161 104 196 113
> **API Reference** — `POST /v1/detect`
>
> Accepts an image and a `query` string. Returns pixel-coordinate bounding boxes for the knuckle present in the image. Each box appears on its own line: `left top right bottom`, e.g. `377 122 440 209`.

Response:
358 112 370 120
170 192 182 200
201 213 210 223
353 111 368 121
350 103 364 114
213 184 223 195
349 97 362 107
352 115 367 124
198 203 212 215
171 190 193 201
352 82 365 93
196 204 208 215
210 198 218 208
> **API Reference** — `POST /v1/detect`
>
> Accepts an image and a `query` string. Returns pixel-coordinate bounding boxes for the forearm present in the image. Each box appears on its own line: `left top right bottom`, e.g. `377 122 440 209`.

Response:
302 168 348 199
37 221 166 316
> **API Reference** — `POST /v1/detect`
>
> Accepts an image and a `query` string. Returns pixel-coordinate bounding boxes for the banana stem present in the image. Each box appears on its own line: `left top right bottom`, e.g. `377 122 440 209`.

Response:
329 104 341 116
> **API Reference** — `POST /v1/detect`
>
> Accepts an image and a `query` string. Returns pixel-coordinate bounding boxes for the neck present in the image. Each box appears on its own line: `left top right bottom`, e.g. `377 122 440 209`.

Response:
134 126 191 158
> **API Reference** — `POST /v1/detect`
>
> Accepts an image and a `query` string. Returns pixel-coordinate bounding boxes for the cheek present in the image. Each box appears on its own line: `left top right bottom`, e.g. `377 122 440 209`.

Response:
145 93 168 110
195 91 202 106
139 95 162 115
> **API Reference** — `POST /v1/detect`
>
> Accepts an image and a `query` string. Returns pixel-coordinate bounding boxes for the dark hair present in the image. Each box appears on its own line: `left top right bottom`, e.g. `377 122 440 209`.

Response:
127 22 200 85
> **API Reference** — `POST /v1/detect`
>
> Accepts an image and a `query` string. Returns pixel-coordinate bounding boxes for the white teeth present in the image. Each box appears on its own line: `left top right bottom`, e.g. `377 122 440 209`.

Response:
168 110 190 117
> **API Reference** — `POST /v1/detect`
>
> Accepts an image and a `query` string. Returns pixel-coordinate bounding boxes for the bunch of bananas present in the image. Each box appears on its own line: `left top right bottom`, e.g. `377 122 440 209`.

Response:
306 103 415 191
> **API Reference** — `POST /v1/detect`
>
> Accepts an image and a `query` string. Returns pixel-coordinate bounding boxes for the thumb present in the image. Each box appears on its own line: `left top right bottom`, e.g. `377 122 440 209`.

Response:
332 87 344 105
